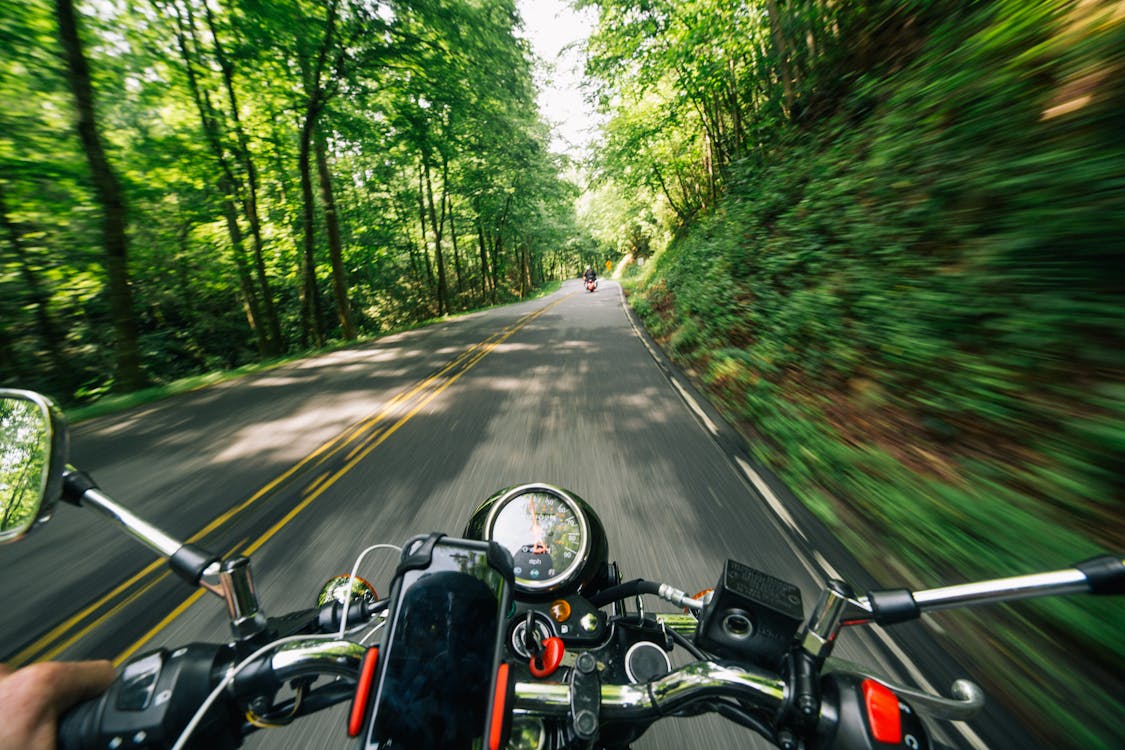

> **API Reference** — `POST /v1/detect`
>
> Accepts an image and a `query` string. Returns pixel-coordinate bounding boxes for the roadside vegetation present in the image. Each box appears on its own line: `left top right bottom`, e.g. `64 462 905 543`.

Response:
2 0 580 407
64 280 562 424
579 1 1123 748
3 1 1122 746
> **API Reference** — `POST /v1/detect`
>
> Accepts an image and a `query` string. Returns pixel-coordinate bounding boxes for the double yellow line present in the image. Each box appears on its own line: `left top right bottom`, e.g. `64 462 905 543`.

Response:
11 294 571 667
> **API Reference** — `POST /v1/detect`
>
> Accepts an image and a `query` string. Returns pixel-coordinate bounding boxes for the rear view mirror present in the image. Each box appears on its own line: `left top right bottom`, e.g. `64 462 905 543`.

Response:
0 389 68 543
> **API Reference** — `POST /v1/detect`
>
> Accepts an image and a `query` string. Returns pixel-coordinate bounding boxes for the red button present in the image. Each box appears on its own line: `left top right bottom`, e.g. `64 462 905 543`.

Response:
862 679 902 744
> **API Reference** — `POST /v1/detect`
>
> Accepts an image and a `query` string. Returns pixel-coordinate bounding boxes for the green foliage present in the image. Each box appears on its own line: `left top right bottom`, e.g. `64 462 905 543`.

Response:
1 0 577 404
589 0 1124 746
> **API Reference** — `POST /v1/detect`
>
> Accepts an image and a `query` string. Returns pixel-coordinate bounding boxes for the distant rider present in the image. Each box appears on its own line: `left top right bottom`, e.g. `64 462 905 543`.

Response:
583 266 597 289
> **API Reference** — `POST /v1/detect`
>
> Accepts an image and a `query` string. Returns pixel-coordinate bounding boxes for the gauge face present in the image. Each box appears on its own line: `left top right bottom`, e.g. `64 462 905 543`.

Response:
487 487 589 592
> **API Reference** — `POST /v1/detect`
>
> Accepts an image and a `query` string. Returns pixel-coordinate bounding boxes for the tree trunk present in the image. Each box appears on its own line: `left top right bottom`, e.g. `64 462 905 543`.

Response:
202 0 282 354
652 166 688 223
421 149 448 315
766 0 797 117
390 197 422 280
476 216 489 301
314 127 355 339
0 183 68 381
219 174 270 356
170 0 269 356
268 126 306 321
417 167 435 290
492 194 512 302
441 158 462 297
725 60 747 157
295 0 340 348
492 235 505 303
519 245 530 298
298 101 325 348
448 193 462 297
0 316 19 383
54 0 144 391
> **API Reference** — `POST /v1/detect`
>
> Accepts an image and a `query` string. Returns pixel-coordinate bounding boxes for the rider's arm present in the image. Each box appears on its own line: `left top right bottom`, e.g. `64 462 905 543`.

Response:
0 660 114 750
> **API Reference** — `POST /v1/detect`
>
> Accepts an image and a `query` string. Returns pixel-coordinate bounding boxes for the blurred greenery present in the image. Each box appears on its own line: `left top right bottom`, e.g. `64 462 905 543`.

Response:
585 0 1124 747
1 0 580 406
3 0 1123 744
63 280 563 424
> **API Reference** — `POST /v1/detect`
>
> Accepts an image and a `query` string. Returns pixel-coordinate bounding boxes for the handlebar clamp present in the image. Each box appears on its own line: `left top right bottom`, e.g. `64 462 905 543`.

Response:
569 652 601 742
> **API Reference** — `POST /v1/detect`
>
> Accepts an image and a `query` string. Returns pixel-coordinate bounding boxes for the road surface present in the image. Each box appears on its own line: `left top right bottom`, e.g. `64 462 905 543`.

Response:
1 279 1026 749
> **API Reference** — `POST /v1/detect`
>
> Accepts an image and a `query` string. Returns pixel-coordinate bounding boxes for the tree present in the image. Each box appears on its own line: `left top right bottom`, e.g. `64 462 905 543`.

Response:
52 0 144 391
1 0 575 401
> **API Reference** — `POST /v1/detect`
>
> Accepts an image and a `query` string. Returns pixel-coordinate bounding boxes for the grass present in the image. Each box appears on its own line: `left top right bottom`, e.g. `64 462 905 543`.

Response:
620 3 1124 745
67 279 564 424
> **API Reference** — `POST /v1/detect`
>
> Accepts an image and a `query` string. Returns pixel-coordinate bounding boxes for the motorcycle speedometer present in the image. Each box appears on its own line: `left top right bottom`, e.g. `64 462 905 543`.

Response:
467 484 606 596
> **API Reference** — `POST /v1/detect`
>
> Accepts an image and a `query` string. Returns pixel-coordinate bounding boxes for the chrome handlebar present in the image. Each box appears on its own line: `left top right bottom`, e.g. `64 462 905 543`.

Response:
258 639 788 721
245 558 1113 734
512 660 787 721
258 630 989 738
267 638 368 684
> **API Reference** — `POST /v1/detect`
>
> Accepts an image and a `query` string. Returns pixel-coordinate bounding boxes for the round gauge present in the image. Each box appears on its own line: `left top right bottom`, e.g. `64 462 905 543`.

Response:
485 486 590 593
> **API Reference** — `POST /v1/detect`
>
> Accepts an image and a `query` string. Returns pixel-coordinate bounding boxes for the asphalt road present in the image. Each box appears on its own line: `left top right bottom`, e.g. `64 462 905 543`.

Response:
1 279 1028 749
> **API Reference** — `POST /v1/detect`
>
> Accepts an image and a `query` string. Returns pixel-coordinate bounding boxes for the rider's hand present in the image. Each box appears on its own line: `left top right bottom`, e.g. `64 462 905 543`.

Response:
0 660 114 750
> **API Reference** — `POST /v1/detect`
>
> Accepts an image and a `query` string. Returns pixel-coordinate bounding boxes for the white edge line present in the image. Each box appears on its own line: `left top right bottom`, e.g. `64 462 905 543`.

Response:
735 456 808 542
615 284 720 438
669 378 720 436
618 281 987 749
813 550 843 581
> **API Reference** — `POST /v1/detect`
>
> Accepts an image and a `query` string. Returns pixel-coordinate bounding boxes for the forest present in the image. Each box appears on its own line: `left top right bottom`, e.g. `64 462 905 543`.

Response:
577 1 1123 748
1 0 1122 748
2 0 582 404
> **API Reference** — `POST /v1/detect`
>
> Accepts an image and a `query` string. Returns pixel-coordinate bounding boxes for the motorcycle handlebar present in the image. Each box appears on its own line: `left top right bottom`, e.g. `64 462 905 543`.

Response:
239 638 791 722
57 696 101 750
512 660 787 721
56 637 791 750
242 639 790 722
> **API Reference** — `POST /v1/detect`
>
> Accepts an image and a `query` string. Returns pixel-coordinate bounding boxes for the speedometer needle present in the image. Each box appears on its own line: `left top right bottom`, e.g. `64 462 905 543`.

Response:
529 497 547 553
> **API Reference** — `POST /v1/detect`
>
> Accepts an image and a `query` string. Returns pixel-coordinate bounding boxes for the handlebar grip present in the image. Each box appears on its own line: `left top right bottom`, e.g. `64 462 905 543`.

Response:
54 644 236 750
1077 555 1125 595
58 692 107 750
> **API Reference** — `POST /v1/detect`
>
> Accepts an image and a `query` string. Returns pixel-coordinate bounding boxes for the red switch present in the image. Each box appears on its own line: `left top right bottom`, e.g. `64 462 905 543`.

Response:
862 679 903 744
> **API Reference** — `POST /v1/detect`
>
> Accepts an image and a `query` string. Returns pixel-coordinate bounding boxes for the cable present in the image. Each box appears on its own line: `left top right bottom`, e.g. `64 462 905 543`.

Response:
359 619 386 645
711 700 776 741
673 699 775 741
589 579 704 611
175 541 402 747
170 634 334 750
244 682 305 728
667 627 708 661
338 543 401 638
589 579 660 608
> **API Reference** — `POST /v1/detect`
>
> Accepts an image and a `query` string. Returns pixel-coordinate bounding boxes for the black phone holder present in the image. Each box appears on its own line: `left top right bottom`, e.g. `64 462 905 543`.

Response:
357 533 514 750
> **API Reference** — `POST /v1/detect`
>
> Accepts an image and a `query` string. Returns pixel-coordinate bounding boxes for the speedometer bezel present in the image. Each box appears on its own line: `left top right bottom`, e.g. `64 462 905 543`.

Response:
482 483 592 594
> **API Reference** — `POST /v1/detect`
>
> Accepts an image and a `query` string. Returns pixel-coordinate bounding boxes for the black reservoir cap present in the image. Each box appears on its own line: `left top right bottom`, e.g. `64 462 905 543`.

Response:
696 560 804 669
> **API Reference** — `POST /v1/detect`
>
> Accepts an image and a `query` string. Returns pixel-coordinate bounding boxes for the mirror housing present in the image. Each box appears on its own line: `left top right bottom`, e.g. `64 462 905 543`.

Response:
0 389 68 543
317 574 380 609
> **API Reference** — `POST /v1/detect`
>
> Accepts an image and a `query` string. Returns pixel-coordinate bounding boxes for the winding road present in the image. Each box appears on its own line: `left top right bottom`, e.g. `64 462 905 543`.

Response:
1 280 1033 749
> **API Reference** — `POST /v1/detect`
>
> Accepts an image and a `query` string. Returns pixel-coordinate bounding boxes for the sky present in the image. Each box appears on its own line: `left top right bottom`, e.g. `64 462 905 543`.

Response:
516 0 603 159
